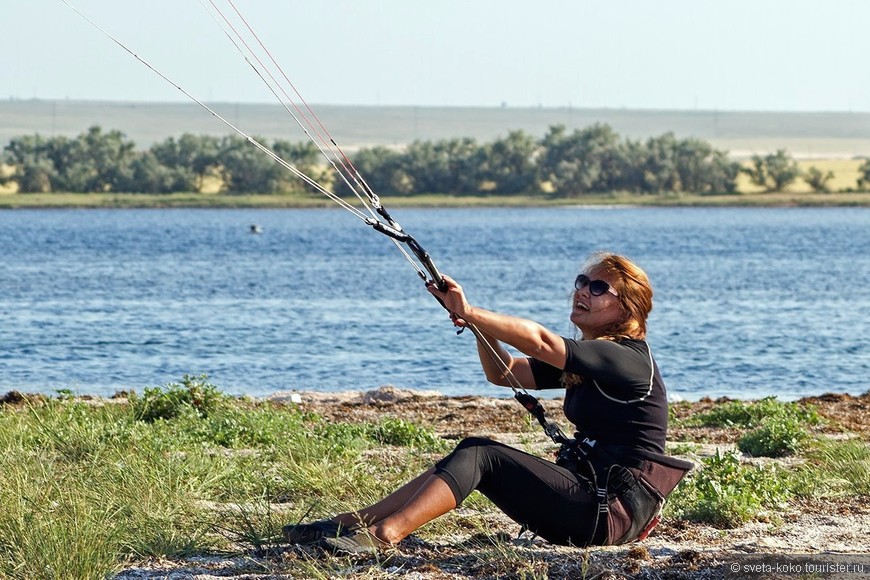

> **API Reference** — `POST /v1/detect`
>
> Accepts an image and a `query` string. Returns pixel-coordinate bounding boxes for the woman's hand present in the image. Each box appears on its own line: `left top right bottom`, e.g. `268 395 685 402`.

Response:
427 274 567 372
426 275 471 328
427 275 544 389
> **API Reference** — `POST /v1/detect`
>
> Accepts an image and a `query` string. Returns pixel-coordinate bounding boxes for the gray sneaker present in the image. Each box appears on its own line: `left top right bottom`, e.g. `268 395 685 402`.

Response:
282 519 351 544
321 529 393 555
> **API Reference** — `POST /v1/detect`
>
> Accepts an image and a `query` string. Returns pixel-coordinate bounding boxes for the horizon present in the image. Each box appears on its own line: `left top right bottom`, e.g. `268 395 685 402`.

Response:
6 97 870 116
3 2 870 113
4 99 870 159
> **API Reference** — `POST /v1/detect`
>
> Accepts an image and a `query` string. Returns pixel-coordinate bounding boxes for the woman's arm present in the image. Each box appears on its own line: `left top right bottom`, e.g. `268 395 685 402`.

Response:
427 275 567 371
472 327 538 389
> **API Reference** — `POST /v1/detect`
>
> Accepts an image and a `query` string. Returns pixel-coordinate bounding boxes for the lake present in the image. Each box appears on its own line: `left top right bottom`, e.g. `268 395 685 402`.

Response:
1 206 868 402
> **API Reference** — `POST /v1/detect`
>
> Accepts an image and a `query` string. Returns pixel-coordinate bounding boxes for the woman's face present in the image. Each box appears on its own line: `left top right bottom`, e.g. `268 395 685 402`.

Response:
570 267 623 338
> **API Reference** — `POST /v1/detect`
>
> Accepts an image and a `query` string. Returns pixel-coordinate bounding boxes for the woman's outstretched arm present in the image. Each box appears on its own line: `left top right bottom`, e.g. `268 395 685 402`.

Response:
427 275 567 371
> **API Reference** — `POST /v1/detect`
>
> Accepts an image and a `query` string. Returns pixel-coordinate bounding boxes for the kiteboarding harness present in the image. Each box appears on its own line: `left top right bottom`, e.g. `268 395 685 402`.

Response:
59 0 570 445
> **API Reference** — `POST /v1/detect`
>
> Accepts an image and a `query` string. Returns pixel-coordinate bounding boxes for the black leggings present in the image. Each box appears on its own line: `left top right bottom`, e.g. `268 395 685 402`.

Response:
433 437 602 546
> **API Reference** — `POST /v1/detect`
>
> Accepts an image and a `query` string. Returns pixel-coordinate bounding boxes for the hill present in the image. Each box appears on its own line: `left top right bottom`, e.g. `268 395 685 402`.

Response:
3 99 870 159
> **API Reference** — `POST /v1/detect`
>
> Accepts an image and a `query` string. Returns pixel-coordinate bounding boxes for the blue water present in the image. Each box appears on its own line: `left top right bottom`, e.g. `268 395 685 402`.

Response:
1 206 868 401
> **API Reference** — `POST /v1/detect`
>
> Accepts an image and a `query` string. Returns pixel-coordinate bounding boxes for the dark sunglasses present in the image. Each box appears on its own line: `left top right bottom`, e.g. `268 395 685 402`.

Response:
574 274 618 297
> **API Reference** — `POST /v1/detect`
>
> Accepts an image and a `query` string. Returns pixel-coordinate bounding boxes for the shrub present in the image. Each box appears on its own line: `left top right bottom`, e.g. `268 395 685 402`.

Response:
130 374 227 422
694 397 818 458
371 417 447 450
738 414 808 457
667 450 791 527
694 397 819 429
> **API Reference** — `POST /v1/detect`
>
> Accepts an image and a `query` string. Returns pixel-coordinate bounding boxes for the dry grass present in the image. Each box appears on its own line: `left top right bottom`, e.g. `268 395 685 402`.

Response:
0 164 17 194
736 157 865 193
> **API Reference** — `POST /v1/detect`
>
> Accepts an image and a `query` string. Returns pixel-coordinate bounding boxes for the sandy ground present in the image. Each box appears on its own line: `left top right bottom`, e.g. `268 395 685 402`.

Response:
112 387 870 579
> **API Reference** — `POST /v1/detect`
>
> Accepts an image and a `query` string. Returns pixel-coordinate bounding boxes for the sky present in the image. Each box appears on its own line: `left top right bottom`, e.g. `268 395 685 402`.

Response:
2 0 869 112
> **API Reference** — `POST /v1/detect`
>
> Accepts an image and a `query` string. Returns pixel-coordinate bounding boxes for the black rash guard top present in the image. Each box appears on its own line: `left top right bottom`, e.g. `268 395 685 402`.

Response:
529 337 668 456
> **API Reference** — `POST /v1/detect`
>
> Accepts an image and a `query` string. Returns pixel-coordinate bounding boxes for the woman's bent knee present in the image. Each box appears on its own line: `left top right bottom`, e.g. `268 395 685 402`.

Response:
453 436 498 451
434 437 501 502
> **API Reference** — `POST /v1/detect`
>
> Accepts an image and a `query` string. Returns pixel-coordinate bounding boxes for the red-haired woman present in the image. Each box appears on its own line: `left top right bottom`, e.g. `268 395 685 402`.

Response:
284 253 690 553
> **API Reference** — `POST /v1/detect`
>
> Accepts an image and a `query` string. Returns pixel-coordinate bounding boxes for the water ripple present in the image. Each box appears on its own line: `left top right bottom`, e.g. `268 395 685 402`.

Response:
1 207 868 401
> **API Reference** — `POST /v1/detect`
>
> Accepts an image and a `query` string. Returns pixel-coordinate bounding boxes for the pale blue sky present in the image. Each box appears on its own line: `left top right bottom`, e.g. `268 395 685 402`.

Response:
3 1 869 111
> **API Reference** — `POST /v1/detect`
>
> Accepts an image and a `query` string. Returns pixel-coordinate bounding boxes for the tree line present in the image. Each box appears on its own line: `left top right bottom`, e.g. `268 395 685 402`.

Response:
0 127 326 195
3 124 870 196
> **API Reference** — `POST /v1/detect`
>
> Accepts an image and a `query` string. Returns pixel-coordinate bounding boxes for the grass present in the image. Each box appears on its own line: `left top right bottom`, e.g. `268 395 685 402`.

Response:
665 396 870 527
679 396 822 458
794 438 870 497
667 434 870 529
0 378 867 578
666 450 793 527
688 396 821 429
0 377 448 579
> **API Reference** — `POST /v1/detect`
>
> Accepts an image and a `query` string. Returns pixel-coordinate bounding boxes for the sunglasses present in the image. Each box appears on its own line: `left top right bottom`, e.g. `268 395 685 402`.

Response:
574 274 618 297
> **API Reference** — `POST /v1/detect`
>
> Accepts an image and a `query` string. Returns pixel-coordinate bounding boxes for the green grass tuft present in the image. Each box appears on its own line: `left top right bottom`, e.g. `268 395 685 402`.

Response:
667 450 792 527
130 374 229 422
737 414 810 457
692 396 820 429
792 438 870 497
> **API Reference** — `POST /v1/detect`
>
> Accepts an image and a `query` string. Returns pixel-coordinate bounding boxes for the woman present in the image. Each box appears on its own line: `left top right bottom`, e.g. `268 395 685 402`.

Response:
283 252 689 553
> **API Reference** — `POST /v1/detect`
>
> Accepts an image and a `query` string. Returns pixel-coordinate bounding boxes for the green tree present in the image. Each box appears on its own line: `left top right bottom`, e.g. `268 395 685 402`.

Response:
59 126 137 192
609 135 738 194
215 135 284 193
858 158 870 190
211 136 324 194
1 128 141 194
272 139 328 193
340 146 410 196
478 130 540 194
149 134 221 192
673 138 741 194
538 124 626 196
637 133 682 193
126 151 190 193
765 150 801 192
744 154 770 191
401 138 485 194
744 149 800 192
1 134 58 192
803 166 835 193
16 160 56 193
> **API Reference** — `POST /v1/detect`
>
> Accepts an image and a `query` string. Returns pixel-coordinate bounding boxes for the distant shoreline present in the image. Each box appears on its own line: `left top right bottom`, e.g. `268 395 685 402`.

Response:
4 99 870 158
2 191 870 209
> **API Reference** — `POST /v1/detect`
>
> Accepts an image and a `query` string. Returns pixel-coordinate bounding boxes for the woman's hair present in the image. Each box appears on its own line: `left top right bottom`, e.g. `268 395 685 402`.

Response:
562 253 653 389
582 252 653 340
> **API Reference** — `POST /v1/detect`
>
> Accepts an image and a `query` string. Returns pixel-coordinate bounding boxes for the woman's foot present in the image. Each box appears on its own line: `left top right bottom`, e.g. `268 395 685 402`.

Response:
282 518 355 544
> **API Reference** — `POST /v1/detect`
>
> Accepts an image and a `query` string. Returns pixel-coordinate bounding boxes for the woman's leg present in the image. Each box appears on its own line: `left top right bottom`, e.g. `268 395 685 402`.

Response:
369 473 456 544
433 437 598 545
333 467 437 527
287 465 458 547
335 435 594 547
